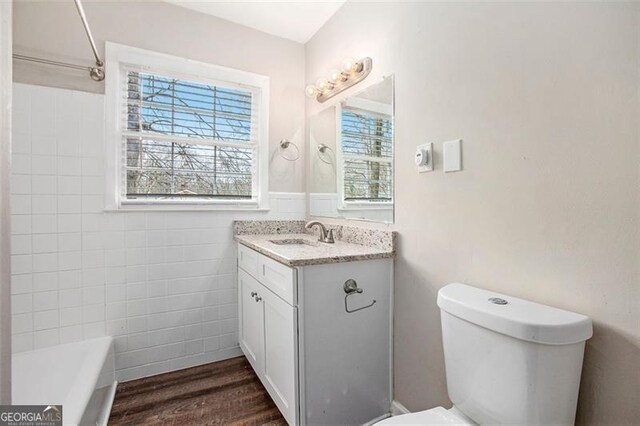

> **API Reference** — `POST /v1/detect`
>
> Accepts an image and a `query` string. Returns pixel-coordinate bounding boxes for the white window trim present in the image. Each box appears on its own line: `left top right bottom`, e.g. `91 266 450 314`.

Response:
336 97 394 210
104 42 270 211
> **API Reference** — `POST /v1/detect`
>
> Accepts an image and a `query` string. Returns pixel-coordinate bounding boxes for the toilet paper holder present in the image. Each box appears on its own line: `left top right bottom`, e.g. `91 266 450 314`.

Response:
344 279 376 313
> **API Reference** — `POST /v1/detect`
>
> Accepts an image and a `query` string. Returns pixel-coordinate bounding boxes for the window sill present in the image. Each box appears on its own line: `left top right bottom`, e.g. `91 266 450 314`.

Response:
338 204 393 212
105 200 270 212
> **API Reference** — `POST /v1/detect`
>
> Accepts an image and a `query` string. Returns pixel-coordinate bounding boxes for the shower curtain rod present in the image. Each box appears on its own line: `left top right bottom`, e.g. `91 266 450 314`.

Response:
12 0 105 81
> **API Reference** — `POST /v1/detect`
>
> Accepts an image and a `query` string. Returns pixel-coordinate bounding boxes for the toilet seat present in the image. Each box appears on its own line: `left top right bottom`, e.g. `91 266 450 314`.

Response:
376 407 473 425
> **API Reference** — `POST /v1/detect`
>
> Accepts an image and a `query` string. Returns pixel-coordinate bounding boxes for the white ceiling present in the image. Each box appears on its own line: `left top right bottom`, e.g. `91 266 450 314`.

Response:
164 1 346 44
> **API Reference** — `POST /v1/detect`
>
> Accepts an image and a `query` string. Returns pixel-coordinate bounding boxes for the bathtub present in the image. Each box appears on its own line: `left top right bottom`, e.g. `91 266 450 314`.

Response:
12 337 117 426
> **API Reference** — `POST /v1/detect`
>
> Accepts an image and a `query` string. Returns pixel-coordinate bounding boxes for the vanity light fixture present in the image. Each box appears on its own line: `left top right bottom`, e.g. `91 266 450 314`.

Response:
305 57 373 103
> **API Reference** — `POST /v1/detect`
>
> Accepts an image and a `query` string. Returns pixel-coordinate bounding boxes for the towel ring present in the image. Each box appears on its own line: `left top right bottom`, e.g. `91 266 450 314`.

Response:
279 139 300 161
317 143 334 165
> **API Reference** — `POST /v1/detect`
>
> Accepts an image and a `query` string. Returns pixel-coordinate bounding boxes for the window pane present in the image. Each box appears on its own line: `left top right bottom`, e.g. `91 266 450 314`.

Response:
126 71 253 142
343 159 392 201
126 137 252 199
341 108 393 202
123 70 257 201
341 110 392 158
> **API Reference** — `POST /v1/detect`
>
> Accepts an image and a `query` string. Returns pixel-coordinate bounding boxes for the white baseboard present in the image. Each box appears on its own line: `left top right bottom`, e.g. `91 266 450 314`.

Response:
364 413 391 425
391 400 411 415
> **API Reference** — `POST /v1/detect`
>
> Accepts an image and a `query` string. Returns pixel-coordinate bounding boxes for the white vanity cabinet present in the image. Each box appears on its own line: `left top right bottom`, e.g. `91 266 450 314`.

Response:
237 242 393 426
238 246 298 424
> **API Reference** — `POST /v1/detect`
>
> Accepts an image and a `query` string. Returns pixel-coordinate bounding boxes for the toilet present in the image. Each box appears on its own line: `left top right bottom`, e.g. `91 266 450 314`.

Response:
379 283 593 425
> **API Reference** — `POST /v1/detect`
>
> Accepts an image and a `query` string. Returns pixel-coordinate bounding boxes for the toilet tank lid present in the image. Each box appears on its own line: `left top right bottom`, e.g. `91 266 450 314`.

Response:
437 283 593 345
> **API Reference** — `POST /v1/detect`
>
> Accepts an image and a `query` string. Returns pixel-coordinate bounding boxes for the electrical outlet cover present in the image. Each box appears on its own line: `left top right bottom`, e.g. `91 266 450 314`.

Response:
443 139 462 172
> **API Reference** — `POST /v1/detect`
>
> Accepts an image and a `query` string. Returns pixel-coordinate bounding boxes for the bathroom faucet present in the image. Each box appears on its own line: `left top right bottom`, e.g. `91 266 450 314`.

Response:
305 221 335 244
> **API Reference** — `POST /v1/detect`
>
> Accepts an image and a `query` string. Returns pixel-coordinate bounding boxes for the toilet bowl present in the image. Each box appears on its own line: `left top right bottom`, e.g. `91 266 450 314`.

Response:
376 283 592 425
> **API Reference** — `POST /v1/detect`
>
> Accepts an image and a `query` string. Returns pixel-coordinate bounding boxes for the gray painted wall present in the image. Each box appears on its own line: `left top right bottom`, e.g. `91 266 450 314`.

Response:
306 3 640 425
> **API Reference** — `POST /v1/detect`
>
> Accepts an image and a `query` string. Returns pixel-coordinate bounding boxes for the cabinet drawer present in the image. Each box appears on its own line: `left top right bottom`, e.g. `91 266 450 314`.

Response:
258 254 297 305
238 243 260 279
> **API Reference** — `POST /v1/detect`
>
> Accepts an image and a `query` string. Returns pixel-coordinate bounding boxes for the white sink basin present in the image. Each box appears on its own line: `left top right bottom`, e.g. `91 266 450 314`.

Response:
269 238 320 247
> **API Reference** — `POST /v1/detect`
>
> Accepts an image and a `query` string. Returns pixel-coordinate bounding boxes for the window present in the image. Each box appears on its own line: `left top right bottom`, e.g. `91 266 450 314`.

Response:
105 43 269 210
338 101 393 206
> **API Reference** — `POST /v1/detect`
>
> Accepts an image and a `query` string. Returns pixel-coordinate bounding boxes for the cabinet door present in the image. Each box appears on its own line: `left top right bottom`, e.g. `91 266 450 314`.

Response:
238 269 264 374
263 289 298 425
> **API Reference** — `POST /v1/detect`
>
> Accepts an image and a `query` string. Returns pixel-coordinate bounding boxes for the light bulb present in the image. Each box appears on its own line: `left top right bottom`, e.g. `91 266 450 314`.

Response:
315 78 328 91
315 78 335 92
305 84 318 98
341 58 356 73
329 68 345 83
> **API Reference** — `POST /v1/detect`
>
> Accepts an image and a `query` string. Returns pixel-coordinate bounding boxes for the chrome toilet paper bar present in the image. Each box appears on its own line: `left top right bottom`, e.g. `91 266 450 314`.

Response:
343 279 376 313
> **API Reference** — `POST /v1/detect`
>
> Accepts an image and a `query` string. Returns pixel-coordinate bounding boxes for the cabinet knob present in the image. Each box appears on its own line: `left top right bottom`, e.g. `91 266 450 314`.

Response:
254 295 262 302
251 291 257 297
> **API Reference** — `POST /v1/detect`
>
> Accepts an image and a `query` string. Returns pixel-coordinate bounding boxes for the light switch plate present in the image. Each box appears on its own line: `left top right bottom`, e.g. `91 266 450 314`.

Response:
416 142 433 173
443 139 462 172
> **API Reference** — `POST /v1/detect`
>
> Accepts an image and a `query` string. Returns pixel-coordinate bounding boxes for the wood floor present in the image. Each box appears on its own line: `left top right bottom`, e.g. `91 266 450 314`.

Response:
109 356 286 426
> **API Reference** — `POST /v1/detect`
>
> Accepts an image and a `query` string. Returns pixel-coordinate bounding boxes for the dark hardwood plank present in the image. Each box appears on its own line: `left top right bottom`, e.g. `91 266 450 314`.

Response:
109 356 287 426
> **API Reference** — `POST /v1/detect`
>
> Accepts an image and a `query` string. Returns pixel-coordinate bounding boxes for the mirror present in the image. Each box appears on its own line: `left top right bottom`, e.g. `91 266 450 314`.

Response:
308 76 394 223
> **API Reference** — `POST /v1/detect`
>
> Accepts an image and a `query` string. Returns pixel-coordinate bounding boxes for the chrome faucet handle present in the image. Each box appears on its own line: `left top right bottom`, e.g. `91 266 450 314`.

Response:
325 229 335 244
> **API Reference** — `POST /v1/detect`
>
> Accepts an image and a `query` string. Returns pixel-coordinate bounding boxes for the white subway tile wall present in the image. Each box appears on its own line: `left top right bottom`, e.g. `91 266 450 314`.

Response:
11 84 306 382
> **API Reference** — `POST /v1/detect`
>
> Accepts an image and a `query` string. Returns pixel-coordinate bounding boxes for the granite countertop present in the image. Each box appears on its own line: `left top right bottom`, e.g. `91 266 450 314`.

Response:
235 233 395 267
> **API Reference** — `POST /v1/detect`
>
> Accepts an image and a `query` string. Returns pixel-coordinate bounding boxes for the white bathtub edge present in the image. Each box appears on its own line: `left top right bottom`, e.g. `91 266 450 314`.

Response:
13 336 115 426
66 337 113 424
97 380 117 426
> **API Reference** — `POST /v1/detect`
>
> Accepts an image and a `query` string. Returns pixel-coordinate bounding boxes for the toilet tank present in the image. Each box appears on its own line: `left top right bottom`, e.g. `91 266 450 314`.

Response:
437 284 592 426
